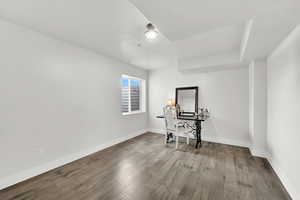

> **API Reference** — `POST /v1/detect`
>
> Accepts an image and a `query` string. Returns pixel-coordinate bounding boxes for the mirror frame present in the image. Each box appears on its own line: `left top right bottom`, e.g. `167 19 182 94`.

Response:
175 86 198 116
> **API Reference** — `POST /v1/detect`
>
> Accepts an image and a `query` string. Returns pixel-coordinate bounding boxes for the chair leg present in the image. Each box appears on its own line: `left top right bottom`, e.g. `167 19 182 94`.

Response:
164 133 168 144
176 135 179 149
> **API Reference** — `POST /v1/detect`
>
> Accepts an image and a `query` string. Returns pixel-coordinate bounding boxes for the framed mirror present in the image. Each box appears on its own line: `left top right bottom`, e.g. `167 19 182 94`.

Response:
175 87 198 116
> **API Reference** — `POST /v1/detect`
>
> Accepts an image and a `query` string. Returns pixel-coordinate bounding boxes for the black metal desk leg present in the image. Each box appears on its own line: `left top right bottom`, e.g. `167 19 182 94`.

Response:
166 132 174 143
195 121 202 148
166 132 170 143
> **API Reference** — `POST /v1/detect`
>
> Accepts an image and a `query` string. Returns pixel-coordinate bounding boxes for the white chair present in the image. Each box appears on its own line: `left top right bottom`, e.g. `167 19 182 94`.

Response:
163 105 191 149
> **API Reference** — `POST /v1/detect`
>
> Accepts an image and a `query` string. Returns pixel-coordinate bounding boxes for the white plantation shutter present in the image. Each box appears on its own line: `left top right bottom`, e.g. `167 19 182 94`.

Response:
130 80 140 111
121 78 129 113
121 76 143 114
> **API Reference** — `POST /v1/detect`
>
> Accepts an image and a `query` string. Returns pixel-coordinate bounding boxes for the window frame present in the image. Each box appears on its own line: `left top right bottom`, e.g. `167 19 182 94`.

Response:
121 74 146 116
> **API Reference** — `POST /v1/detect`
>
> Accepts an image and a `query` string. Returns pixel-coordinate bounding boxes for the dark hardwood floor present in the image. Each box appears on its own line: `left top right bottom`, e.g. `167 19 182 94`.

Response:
0 132 291 200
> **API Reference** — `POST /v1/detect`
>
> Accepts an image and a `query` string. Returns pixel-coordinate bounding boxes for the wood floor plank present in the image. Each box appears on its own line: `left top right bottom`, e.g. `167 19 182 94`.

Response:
0 132 292 200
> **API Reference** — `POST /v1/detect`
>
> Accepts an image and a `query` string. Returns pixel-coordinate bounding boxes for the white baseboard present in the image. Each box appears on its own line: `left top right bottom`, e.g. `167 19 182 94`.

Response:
203 136 250 148
149 128 250 148
250 148 297 199
149 128 165 134
267 156 299 200
0 129 147 190
249 147 269 158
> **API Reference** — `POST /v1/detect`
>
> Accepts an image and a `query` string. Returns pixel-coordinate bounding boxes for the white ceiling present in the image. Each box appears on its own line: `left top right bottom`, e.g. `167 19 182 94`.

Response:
0 0 299 71
0 0 177 70
130 0 300 71
129 0 298 41
174 24 243 59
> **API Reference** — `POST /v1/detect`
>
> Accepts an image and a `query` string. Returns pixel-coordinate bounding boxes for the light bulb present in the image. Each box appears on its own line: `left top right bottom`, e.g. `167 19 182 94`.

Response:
145 29 158 40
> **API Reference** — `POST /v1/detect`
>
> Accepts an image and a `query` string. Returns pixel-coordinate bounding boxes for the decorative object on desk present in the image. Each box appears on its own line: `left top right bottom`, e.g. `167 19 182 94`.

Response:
198 107 210 118
167 98 175 106
175 86 198 117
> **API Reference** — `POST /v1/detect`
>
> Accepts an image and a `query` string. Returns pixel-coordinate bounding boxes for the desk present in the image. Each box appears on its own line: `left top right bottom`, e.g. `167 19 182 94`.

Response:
156 115 208 148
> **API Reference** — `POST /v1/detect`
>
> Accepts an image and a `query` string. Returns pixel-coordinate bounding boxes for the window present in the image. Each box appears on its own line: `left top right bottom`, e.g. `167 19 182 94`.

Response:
121 75 146 115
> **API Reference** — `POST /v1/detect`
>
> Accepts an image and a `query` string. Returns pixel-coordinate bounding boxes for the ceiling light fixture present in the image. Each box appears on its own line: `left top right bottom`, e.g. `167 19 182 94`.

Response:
145 23 158 40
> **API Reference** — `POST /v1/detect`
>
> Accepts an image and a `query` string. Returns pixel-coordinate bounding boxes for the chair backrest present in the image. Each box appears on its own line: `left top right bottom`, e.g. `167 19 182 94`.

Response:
163 105 178 131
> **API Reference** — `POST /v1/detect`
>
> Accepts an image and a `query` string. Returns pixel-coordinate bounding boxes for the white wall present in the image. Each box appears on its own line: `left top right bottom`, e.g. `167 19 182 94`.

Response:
267 25 300 200
149 67 250 147
249 60 267 157
0 19 148 188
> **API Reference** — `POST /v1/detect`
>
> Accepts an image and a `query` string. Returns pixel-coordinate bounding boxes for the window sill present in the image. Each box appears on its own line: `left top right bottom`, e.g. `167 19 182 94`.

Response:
122 111 146 116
